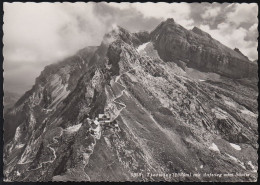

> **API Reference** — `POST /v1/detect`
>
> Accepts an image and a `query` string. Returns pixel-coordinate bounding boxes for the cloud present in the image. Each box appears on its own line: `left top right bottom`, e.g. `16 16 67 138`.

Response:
201 6 221 19
189 3 231 29
3 2 107 94
133 2 194 29
92 2 163 32
226 3 258 26
107 2 194 29
199 23 258 61
3 2 258 94
4 2 105 63
196 3 258 61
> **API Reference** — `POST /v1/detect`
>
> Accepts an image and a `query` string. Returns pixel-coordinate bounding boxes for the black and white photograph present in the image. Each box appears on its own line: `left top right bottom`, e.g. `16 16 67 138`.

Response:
2 2 258 182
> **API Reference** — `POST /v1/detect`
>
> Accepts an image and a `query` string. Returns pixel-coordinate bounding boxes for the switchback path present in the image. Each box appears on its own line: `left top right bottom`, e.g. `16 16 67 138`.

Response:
111 66 139 121
26 130 63 171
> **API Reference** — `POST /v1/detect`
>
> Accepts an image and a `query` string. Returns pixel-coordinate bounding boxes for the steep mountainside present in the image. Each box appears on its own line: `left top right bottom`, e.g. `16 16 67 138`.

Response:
4 19 258 182
151 18 257 79
3 46 97 143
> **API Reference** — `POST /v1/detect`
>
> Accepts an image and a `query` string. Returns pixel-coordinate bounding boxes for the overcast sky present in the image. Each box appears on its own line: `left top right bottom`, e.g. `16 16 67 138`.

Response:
3 2 258 95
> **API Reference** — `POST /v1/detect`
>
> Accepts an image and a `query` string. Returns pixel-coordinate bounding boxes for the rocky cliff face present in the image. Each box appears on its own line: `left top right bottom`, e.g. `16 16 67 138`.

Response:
150 18 258 79
4 19 258 182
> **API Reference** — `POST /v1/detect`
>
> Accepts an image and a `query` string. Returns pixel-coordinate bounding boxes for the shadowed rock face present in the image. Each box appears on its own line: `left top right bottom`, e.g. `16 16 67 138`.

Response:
4 20 258 182
150 19 258 79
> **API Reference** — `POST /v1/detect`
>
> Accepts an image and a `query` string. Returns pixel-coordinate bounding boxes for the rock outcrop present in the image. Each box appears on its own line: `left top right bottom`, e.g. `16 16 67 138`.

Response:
234 48 249 61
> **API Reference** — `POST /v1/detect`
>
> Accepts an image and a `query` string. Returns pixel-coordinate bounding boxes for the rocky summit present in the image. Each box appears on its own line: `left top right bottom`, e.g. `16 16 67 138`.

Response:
4 18 258 182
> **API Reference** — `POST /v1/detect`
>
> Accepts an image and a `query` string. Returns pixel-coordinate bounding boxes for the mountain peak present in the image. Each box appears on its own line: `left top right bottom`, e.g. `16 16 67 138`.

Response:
192 26 212 39
150 19 257 79
161 18 177 27
109 24 127 35
165 18 175 23
150 17 187 41
102 24 144 47
102 25 124 45
234 48 249 60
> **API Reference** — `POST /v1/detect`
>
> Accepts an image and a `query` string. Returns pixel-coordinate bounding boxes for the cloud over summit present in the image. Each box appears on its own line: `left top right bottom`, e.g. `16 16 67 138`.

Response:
3 2 258 94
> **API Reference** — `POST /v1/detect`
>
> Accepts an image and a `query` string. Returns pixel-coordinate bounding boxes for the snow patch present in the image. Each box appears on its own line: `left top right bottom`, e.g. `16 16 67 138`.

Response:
64 123 82 134
209 143 220 153
248 161 257 172
199 79 206 82
230 143 241 150
115 75 120 83
226 154 246 169
14 126 21 141
137 42 150 53
224 100 236 108
15 143 25 149
241 109 257 118
227 154 238 162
